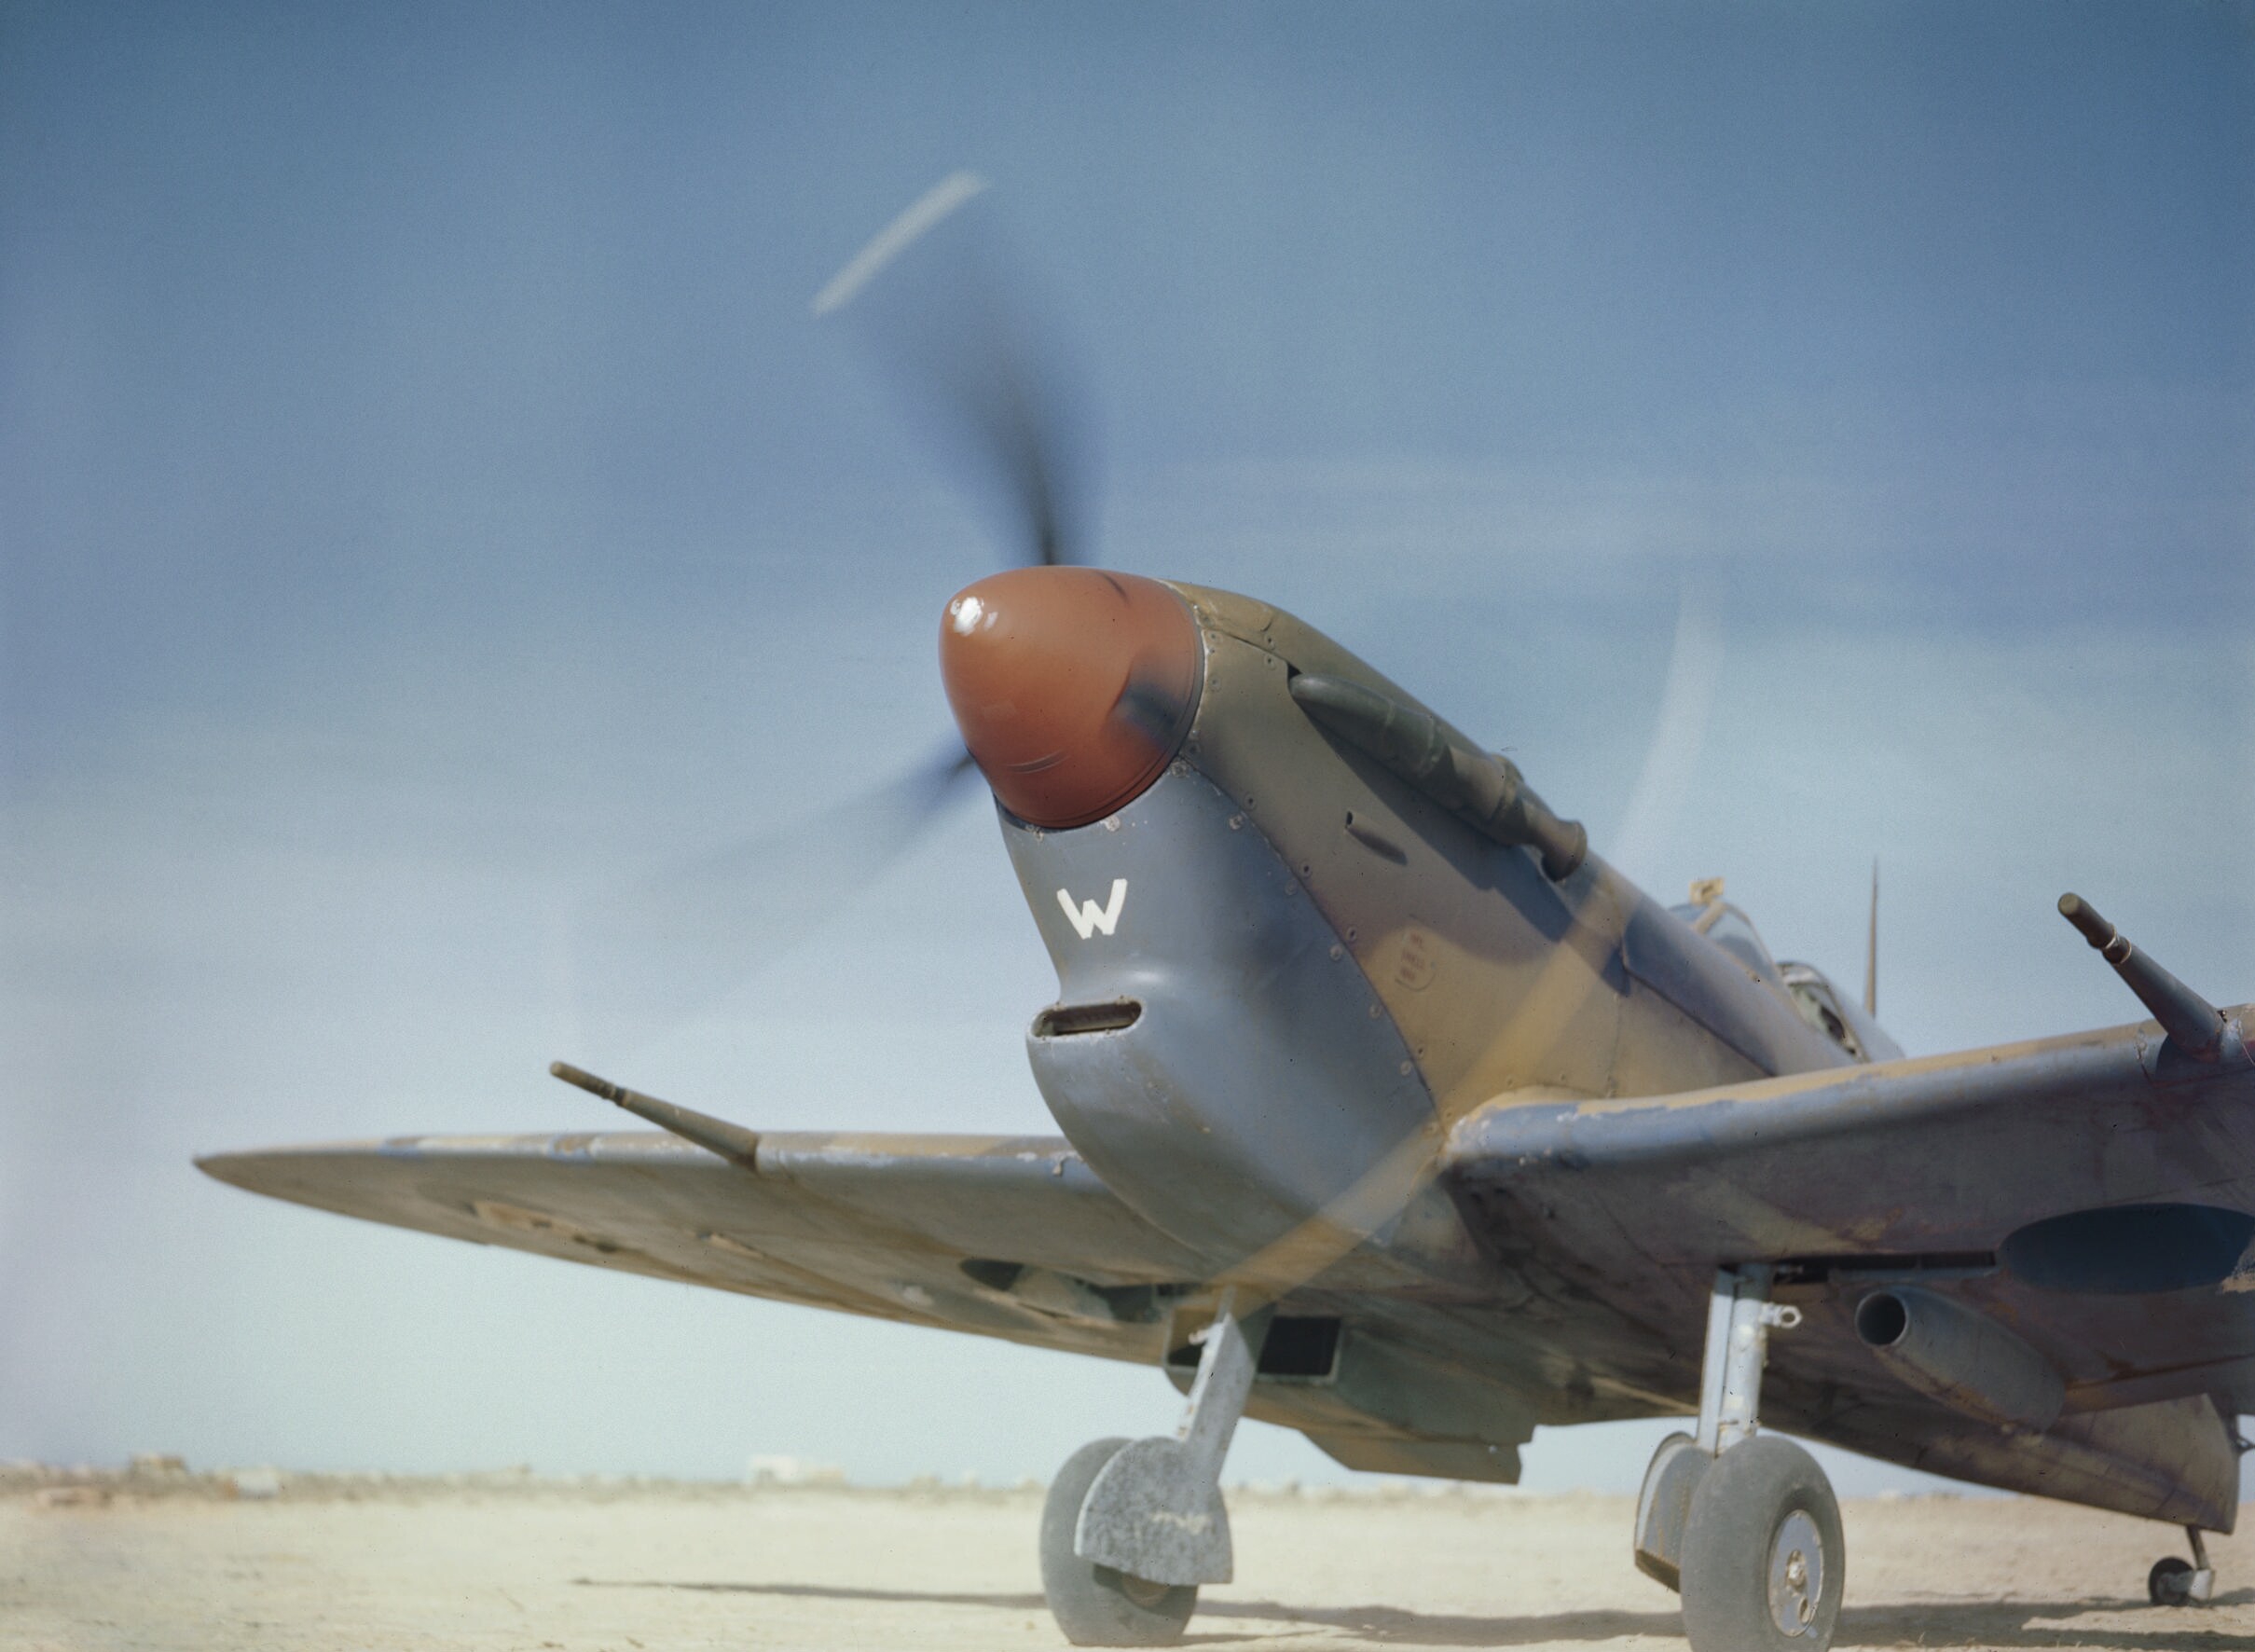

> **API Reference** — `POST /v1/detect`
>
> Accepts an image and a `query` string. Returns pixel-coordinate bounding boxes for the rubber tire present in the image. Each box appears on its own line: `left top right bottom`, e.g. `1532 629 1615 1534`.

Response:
1679 1437 1845 1652
2149 1555 2195 1606
1039 1437 1199 1646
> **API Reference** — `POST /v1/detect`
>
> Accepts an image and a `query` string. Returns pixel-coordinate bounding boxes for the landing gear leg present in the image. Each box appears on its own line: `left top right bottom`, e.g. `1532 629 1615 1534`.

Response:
1638 1265 1842 1652
1039 1294 1264 1647
2149 1525 2216 1606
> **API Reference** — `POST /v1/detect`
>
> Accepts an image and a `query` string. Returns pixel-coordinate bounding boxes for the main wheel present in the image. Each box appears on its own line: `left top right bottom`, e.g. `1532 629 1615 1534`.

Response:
2149 1555 2195 1605
1678 1436 1844 1652
1039 1437 1199 1646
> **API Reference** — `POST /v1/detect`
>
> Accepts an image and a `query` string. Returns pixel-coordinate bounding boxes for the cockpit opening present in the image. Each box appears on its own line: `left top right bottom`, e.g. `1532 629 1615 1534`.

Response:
1778 961 1865 1059
1672 878 1902 1064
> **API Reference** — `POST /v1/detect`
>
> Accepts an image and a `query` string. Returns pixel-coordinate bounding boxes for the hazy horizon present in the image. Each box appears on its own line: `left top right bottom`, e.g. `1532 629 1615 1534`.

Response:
5 1 2250 1498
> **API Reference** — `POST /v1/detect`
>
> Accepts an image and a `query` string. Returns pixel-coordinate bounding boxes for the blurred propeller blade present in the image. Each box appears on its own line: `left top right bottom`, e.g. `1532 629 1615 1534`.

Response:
571 742 981 1057
1603 585 1724 888
815 172 1093 569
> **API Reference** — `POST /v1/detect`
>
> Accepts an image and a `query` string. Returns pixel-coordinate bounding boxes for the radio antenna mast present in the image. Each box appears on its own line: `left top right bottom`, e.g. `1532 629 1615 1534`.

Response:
1863 860 1879 1017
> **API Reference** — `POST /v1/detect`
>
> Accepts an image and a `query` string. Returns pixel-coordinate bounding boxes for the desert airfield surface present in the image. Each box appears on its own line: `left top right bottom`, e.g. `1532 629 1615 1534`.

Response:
6 1466 2253 1651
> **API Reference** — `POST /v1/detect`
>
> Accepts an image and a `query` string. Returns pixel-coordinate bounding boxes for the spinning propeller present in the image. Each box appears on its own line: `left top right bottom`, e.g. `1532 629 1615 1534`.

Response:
574 175 1728 1226
572 174 1187 1053
813 172 1087 573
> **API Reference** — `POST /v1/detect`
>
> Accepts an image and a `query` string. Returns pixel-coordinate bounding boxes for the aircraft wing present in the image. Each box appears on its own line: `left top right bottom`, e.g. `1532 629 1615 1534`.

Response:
1440 1012 2255 1527
198 1129 1215 1365
1441 1012 2255 1288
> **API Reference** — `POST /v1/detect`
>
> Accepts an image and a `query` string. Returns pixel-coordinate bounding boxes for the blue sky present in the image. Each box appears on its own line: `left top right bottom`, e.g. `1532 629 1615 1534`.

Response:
4 2 2250 1494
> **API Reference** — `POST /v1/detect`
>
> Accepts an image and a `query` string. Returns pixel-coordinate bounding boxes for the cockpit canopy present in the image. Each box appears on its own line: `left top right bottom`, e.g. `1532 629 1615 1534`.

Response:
1671 889 1903 1064
1671 897 1780 983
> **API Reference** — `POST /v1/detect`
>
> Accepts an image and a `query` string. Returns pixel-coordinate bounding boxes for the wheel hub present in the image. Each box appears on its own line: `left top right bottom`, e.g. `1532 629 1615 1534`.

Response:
1767 1509 1824 1636
1117 1574 1173 1610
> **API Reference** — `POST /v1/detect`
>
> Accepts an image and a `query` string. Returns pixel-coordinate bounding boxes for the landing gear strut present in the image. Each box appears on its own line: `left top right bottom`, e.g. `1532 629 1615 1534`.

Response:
2149 1526 2216 1606
1636 1265 1842 1652
1040 1295 1264 1646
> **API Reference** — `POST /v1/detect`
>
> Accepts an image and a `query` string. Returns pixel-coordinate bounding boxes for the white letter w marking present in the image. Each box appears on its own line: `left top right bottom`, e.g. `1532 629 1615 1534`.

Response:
1057 878 1129 940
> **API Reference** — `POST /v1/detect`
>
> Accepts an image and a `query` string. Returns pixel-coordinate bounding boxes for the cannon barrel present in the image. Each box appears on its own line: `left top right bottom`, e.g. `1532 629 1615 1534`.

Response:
2057 892 2224 1059
549 1060 762 1167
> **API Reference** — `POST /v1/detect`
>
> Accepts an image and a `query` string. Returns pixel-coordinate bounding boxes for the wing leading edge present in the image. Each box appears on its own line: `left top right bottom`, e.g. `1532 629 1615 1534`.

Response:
198 1126 1547 1480
1441 1011 2255 1527
198 1128 1215 1365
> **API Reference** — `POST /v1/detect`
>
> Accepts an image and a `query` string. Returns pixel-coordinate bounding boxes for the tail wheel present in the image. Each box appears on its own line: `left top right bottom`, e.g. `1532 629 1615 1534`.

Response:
1039 1437 1198 1646
1679 1436 1844 1652
2149 1555 2196 1606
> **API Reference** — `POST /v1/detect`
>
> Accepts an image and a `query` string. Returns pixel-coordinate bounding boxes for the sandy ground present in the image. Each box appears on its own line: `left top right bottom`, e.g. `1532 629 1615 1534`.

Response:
5 1468 2252 1651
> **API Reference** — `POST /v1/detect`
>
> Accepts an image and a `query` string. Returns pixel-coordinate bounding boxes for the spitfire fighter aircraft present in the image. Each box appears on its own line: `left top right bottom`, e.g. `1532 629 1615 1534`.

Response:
201 181 2254 1651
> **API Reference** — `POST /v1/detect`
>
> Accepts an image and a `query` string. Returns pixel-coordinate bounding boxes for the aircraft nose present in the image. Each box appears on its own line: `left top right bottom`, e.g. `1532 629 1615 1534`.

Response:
939 567 1203 829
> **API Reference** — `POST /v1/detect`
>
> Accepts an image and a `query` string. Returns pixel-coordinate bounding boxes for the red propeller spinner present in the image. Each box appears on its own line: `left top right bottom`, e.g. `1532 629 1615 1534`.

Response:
939 567 1203 830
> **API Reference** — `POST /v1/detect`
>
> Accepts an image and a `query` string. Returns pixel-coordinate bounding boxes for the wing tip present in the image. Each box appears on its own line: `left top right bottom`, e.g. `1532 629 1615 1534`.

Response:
193 1150 258 1189
191 1140 396 1195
